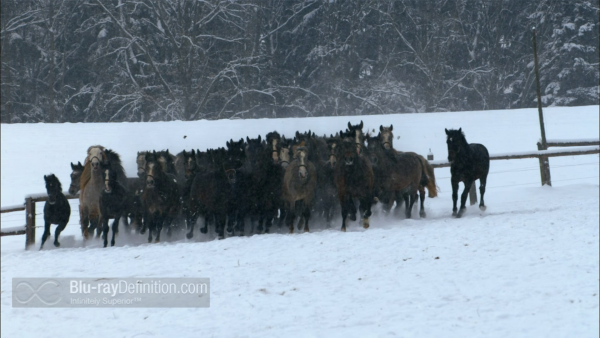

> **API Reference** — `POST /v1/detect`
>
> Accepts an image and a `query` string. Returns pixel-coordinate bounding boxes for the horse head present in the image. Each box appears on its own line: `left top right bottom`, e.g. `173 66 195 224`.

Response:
445 128 466 162
266 131 281 163
293 146 310 179
145 151 162 188
182 149 197 180
44 174 62 205
87 146 105 171
379 124 394 150
100 161 118 193
340 130 359 166
347 120 364 154
365 134 381 166
278 136 292 169
68 161 84 195
136 151 148 179
325 137 339 168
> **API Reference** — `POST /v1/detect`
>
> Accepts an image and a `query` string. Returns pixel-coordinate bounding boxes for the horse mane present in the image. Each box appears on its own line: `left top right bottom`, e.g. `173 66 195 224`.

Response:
80 145 105 192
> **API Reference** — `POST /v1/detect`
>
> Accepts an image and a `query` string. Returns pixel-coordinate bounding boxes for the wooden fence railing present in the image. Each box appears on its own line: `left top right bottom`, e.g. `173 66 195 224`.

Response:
1 193 79 249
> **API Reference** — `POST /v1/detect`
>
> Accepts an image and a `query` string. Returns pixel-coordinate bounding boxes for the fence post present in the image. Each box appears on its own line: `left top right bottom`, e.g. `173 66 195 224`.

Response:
533 27 552 186
537 142 552 186
25 197 35 250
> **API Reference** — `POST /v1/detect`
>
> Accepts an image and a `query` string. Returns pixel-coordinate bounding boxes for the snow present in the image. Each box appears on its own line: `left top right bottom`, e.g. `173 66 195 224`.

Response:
1 106 599 337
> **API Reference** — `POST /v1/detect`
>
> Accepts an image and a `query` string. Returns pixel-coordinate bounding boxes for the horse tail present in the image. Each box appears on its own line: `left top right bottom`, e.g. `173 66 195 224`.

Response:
418 157 429 192
423 158 439 198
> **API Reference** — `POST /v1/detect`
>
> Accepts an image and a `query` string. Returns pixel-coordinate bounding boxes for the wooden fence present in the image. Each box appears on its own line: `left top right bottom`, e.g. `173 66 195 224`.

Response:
1 193 79 249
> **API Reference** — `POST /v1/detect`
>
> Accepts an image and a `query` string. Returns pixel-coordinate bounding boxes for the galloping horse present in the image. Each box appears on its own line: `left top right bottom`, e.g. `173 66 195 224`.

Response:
141 151 180 242
282 145 317 233
41 174 71 249
99 156 129 247
346 121 365 154
79 145 107 239
334 130 374 231
445 128 490 217
365 134 427 218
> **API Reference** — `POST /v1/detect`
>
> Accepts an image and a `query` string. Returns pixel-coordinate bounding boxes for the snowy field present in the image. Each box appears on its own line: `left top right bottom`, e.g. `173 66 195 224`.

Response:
1 106 599 337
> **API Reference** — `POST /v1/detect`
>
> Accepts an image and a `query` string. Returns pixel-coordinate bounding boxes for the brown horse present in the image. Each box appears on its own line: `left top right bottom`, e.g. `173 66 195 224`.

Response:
140 151 180 242
366 134 427 218
282 145 317 233
79 145 107 239
347 121 365 154
334 130 374 231
379 125 438 199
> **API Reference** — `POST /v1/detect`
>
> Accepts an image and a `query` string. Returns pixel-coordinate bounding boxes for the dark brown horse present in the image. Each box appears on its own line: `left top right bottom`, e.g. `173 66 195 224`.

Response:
445 128 490 217
378 125 438 199
366 134 427 218
282 145 317 233
98 155 130 247
140 151 180 242
347 121 365 154
334 130 374 231
41 174 71 249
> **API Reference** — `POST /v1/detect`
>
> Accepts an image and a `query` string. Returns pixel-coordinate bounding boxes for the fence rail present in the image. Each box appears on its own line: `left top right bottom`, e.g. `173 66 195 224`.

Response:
1 192 79 249
429 145 599 169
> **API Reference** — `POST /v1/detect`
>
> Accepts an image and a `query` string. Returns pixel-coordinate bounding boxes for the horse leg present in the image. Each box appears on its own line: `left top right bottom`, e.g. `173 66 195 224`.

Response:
216 213 226 240
111 215 120 246
155 214 165 243
406 192 417 219
359 196 372 229
54 222 67 247
40 220 51 250
457 179 474 218
80 206 90 239
101 216 109 248
451 178 459 217
186 211 198 239
145 213 153 243
201 213 211 234
348 197 357 222
479 176 487 211
419 186 426 218
92 215 102 238
302 203 311 233
340 197 348 232
296 200 305 231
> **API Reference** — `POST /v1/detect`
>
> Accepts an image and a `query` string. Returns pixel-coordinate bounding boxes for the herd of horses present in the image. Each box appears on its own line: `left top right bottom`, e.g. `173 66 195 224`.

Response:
40 122 490 249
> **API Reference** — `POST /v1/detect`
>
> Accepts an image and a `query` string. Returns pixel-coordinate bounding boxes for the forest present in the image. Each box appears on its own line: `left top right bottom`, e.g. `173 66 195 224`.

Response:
1 0 598 123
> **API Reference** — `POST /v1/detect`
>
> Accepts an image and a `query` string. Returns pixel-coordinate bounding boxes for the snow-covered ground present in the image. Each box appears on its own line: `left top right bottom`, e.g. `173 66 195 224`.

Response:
1 106 599 337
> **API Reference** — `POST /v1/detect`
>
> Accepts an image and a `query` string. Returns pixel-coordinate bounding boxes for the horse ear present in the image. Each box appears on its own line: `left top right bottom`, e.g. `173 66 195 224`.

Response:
191 149 195 156
71 162 75 170
390 124 393 131
459 127 462 133
246 136 251 143
347 122 352 130
445 128 449 135
44 175 47 181
296 131 301 138
359 121 363 129
258 135 262 142
379 125 383 132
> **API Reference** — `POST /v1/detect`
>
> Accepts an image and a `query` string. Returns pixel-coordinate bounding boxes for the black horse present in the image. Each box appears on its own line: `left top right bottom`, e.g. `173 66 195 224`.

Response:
99 160 129 247
334 130 374 231
41 174 71 249
445 128 490 217
68 161 84 195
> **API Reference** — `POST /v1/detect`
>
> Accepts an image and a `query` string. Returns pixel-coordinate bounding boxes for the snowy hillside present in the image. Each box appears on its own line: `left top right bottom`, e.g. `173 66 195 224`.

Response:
1 106 599 337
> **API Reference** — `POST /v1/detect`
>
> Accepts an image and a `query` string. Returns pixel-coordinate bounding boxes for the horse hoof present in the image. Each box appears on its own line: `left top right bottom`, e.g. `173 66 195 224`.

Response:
452 211 458 217
111 240 115 246
200 228 208 234
479 205 487 211
420 211 427 218
349 213 357 222
54 241 60 247
362 218 370 229
155 239 159 243
186 232 194 239
341 227 346 232
304 228 309 233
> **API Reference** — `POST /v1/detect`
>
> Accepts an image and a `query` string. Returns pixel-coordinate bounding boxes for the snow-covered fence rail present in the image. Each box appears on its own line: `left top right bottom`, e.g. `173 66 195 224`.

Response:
429 145 599 202
429 145 600 169
546 139 600 148
0 192 79 249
